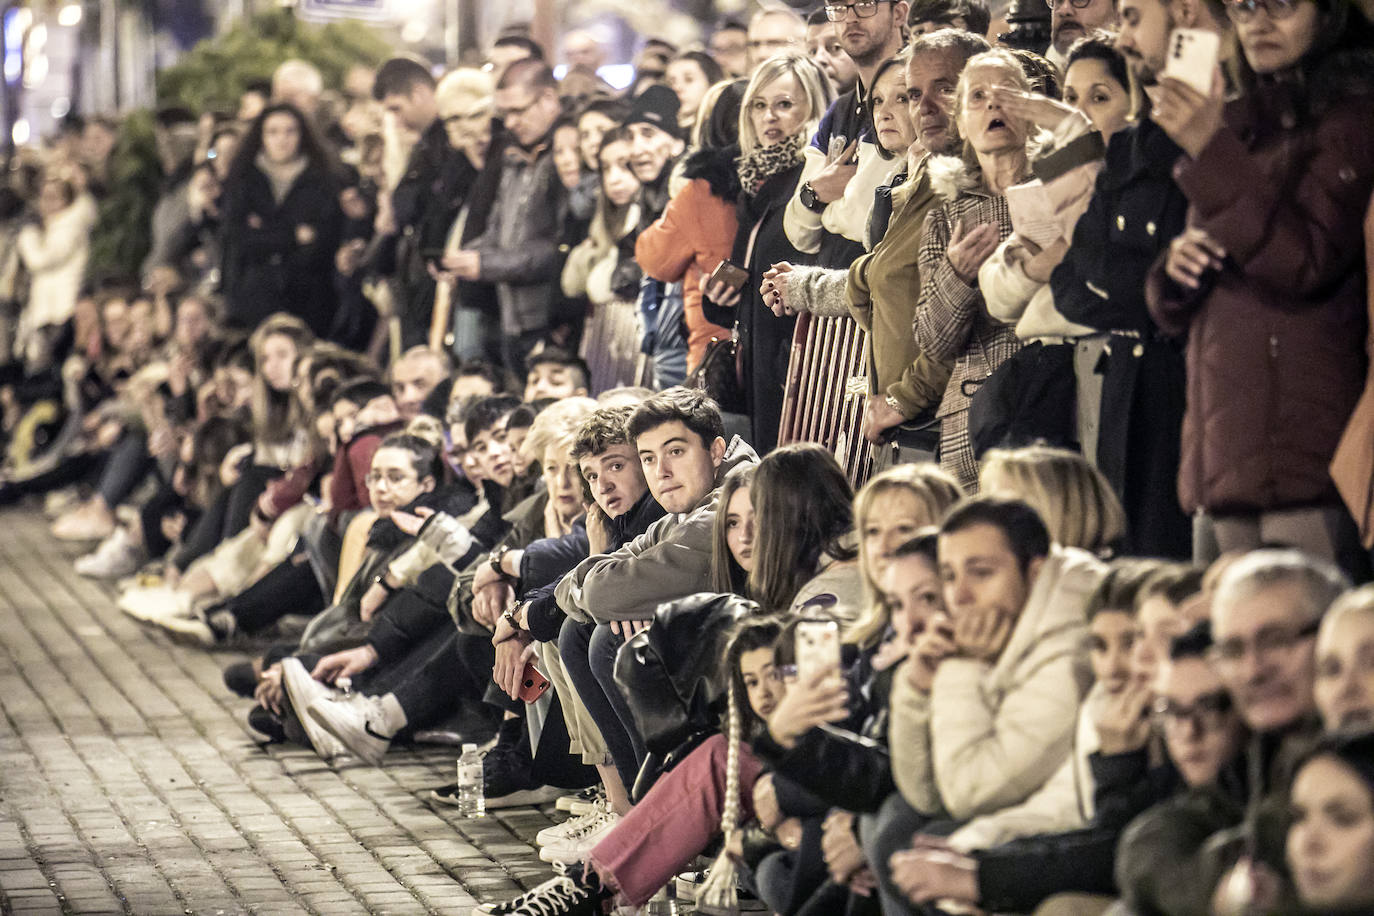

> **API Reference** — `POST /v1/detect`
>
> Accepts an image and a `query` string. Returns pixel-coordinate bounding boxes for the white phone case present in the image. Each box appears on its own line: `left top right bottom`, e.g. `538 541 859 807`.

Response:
1164 28 1220 96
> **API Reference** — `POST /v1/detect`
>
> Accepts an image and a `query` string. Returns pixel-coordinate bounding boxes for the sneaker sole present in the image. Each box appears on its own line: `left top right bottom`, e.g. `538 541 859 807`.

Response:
306 703 388 766
280 660 348 759
432 785 560 811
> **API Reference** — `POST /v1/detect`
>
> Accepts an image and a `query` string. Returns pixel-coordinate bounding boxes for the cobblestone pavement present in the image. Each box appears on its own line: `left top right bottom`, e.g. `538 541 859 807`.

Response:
0 510 560 915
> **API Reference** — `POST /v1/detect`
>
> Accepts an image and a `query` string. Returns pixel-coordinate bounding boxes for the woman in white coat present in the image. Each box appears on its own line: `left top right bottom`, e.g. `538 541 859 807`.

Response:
16 176 97 366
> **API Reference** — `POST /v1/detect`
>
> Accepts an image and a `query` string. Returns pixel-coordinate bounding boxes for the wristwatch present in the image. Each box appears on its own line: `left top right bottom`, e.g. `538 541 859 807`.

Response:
489 545 516 583
884 394 905 415
799 181 826 214
503 604 525 632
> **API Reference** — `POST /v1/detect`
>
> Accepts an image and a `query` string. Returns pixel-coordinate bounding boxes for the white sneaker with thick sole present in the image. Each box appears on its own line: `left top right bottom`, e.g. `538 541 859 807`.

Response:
536 800 608 847
538 808 620 863
306 692 393 766
75 527 145 579
279 657 349 759
118 585 193 623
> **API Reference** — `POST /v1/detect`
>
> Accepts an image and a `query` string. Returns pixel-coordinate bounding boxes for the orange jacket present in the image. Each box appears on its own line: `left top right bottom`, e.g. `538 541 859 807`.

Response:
636 176 738 372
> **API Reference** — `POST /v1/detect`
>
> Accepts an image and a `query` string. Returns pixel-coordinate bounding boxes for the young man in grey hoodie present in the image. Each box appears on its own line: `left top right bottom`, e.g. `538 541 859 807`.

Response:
556 386 759 803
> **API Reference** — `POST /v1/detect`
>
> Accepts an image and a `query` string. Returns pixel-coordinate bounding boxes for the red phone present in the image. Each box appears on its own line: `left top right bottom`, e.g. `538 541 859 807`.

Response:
518 662 551 703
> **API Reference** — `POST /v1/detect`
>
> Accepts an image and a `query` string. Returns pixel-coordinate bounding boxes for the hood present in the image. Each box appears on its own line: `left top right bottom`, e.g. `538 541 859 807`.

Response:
715 434 760 487
683 435 761 517
681 144 742 203
987 546 1104 694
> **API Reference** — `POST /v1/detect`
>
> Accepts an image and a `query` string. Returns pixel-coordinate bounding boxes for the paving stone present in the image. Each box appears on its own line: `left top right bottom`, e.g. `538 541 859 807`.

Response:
0 509 568 915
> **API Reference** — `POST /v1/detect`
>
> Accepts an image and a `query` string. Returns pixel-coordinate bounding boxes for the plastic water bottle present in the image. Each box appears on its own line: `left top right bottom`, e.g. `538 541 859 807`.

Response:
456 744 485 817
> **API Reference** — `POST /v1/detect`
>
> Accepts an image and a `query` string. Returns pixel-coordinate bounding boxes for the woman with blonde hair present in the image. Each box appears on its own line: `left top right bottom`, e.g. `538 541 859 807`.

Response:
847 463 965 649
980 444 1125 553
701 52 833 450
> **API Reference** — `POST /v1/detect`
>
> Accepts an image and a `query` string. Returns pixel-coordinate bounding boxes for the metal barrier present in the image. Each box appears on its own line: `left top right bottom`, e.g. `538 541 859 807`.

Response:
778 312 876 487
580 299 652 394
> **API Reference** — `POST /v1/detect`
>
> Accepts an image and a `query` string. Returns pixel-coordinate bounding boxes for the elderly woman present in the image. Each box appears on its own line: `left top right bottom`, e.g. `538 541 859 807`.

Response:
701 52 834 452
912 48 1046 492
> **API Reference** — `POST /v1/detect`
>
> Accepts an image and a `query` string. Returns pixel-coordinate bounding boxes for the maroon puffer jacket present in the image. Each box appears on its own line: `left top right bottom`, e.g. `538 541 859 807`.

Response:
1147 84 1374 515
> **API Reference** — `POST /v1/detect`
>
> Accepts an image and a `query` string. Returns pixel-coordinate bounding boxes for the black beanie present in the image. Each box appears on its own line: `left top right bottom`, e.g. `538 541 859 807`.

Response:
624 84 684 140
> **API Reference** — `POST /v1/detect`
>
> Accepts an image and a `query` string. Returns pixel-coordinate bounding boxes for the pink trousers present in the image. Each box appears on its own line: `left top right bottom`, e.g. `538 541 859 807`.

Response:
587 733 763 907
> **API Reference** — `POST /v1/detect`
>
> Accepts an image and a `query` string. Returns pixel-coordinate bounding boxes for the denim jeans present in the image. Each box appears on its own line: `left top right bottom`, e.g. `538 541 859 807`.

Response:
558 619 644 790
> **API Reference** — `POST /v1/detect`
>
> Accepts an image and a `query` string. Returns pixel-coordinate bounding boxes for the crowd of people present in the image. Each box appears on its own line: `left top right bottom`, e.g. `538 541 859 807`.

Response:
1 0 1373 912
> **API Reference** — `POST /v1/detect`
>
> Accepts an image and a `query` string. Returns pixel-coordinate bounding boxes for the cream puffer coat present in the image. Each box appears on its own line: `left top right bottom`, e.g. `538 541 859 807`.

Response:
888 545 1104 822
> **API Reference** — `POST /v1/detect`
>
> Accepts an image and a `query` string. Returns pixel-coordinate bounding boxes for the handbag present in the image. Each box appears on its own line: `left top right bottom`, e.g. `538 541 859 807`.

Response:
687 330 746 413
687 217 766 414
967 340 1079 458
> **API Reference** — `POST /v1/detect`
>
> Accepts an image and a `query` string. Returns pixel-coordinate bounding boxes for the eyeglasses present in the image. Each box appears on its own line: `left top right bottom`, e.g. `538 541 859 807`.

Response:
365 470 418 487
824 0 888 21
1225 0 1304 21
1207 618 1321 669
1047 0 1095 9
1153 691 1233 732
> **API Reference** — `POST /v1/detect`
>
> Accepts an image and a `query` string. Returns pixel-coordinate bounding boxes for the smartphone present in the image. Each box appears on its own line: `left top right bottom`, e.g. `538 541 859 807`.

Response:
795 618 841 682
518 662 551 703
708 259 751 294
1164 28 1220 95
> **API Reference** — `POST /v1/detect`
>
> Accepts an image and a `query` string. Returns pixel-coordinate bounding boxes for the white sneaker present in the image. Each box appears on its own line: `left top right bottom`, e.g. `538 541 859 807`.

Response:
538 808 620 863
279 657 349 759
556 786 603 816
118 585 193 622
536 800 609 847
306 691 394 766
75 527 145 579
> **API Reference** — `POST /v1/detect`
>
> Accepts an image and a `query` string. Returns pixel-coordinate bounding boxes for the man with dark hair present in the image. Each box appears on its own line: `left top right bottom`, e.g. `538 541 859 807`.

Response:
708 19 751 77
1048 0 1118 67
805 8 861 95
369 58 462 347
388 345 452 422
785 0 909 268
488 34 545 81
873 495 1104 916
555 387 757 805
907 0 992 35
524 348 590 402
442 59 565 372
1050 0 1231 560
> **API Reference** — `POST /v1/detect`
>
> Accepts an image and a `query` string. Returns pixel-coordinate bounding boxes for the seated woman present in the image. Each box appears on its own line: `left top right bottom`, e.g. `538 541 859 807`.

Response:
979 444 1126 556
1285 730 1374 915
1315 585 1374 731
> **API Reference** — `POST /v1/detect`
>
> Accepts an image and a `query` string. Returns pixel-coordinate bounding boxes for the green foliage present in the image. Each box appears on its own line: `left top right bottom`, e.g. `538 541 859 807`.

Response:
87 108 161 281
155 8 393 114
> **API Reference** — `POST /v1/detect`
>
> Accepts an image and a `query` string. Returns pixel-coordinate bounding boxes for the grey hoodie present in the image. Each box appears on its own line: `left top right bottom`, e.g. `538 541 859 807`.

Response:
555 436 759 624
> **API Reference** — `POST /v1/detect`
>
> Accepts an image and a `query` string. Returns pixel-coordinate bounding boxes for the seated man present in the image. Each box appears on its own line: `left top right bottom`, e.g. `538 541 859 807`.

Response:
872 496 1105 915
556 388 758 834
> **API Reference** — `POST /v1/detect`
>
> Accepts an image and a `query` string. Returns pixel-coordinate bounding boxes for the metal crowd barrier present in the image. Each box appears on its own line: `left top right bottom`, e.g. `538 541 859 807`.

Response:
778 312 876 488
580 299 652 394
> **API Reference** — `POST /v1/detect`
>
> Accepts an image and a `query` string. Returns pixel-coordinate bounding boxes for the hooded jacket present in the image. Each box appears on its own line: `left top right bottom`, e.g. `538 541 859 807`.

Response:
888 546 1104 821
556 436 759 623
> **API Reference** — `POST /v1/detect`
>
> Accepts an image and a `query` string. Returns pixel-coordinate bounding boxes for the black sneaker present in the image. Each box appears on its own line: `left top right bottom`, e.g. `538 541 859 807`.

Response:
473 865 607 915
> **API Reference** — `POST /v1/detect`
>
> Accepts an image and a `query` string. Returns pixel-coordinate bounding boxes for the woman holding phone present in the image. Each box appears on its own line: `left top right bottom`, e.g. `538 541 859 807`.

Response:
701 52 833 452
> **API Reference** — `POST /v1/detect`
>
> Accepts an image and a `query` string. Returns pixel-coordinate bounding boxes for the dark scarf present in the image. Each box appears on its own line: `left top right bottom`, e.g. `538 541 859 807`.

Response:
736 133 806 196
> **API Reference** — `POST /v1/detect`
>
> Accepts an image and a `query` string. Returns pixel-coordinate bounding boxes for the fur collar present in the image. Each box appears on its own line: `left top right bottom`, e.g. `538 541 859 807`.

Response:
681 144 742 203
926 130 1053 203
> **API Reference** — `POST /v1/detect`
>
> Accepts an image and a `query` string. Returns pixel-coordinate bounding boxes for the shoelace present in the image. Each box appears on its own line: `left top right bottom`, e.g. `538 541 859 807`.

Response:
560 809 614 842
511 877 589 915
